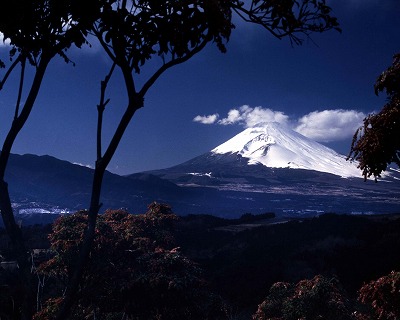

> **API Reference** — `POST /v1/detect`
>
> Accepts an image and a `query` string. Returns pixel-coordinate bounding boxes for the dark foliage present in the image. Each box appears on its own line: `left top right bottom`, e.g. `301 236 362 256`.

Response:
94 0 340 75
349 53 400 179
96 0 233 73
0 0 102 67
357 271 400 320
253 275 354 320
34 204 227 319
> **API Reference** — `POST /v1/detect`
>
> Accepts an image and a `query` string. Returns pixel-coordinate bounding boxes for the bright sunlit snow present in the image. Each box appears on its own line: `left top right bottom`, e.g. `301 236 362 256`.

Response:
212 122 362 178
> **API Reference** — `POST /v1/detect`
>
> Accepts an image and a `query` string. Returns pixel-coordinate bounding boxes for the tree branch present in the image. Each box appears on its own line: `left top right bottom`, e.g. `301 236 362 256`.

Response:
97 62 116 160
14 55 26 120
0 54 21 91
92 28 117 62
232 6 287 41
0 51 52 179
139 35 211 97
55 65 141 320
101 66 142 167
121 0 127 10
231 0 340 46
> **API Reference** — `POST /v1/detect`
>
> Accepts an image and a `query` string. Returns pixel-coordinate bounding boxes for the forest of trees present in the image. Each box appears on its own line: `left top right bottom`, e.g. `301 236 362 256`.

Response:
1 0 399 319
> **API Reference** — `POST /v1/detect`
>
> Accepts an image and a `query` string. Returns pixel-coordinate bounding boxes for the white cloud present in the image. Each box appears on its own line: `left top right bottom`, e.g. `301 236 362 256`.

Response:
193 113 219 124
218 105 289 127
218 109 241 125
294 109 366 142
0 33 10 47
194 106 366 143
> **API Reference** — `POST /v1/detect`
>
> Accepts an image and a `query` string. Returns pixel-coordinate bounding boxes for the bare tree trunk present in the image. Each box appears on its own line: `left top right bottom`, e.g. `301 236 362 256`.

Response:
55 161 105 319
0 53 51 319
55 61 143 318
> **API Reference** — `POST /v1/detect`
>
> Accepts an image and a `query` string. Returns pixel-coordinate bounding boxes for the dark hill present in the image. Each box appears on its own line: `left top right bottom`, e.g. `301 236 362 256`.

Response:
6 153 185 213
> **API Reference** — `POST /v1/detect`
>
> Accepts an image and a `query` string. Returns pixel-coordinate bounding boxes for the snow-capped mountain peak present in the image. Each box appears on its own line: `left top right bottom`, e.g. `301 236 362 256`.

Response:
211 122 362 178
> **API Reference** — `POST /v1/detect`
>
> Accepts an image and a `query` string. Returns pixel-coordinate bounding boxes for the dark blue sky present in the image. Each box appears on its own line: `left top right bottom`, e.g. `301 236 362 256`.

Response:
1 1 399 175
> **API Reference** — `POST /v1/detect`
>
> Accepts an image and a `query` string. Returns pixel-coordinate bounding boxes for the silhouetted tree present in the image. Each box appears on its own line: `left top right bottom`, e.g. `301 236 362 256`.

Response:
349 53 400 180
34 205 228 319
0 1 101 318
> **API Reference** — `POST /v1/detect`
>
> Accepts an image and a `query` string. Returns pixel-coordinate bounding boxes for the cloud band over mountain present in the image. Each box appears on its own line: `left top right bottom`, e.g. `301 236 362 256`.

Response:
294 109 366 142
193 106 366 143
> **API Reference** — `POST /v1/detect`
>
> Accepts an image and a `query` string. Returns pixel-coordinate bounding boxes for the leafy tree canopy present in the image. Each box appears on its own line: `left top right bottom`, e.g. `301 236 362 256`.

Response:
94 0 340 76
0 0 102 67
35 204 227 319
349 54 400 180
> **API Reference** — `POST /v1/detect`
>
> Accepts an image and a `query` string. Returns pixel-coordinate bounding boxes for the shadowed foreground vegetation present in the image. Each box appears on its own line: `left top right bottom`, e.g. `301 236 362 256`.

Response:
1 205 400 319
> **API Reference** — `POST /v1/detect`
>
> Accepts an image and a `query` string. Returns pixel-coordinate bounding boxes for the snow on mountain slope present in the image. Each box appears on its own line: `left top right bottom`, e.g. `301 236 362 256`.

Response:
212 122 361 178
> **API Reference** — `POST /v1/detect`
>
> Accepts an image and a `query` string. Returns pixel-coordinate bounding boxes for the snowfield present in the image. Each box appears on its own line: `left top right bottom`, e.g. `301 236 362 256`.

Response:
212 122 362 178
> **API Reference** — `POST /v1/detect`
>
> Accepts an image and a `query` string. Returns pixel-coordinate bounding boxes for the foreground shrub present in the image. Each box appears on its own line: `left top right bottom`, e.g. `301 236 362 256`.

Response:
253 275 354 320
34 203 227 319
357 271 400 320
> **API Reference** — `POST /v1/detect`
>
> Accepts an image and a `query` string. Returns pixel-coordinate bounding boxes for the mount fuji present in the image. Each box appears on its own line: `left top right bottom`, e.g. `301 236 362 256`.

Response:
141 122 400 217
147 122 365 182
211 122 361 178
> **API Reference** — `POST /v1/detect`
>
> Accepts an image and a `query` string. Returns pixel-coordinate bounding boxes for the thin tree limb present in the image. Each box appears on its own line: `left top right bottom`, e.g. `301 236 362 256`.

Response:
0 54 21 91
139 35 211 97
14 56 26 120
101 65 142 167
97 62 116 160
92 29 117 62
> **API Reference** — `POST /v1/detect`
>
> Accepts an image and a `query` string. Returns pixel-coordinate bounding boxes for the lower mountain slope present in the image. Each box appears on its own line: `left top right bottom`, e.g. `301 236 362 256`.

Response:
4 151 400 219
6 153 184 214
143 152 400 217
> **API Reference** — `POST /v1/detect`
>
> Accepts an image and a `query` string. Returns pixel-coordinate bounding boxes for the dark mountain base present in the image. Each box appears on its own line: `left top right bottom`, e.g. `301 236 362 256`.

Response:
6 153 400 219
147 156 400 217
